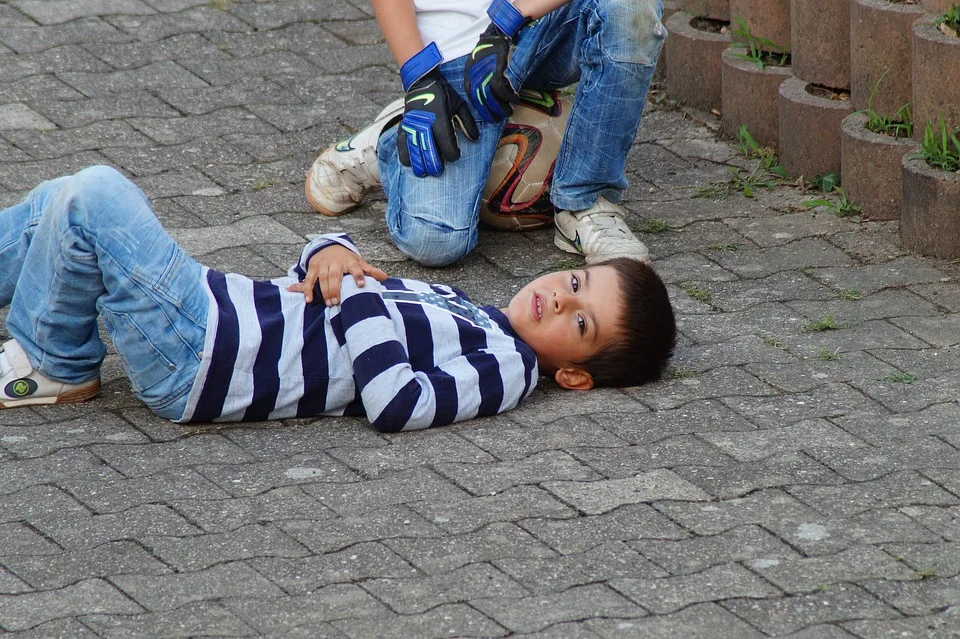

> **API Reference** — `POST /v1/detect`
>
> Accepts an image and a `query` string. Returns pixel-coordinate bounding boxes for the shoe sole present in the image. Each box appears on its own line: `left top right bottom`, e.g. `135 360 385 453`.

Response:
553 231 583 256
304 170 357 217
0 379 101 408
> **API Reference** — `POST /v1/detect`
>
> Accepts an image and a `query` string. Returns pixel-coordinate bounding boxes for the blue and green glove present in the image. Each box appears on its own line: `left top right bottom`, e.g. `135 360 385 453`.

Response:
398 42 479 178
464 0 532 123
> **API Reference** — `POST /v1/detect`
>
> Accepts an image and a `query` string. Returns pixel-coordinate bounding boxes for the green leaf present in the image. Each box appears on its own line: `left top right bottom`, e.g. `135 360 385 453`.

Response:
803 199 832 208
742 187 754 198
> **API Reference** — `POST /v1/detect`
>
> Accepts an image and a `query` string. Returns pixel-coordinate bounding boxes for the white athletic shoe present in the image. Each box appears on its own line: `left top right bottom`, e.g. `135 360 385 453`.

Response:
0 339 100 408
305 98 404 216
554 197 651 264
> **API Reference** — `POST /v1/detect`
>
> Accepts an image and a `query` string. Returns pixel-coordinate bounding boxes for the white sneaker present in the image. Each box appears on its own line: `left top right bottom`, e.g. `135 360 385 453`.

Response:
0 340 100 408
554 198 651 264
305 98 404 216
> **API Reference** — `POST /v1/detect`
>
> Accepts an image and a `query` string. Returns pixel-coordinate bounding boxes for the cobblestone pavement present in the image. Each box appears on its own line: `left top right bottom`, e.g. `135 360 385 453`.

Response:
1 1 960 637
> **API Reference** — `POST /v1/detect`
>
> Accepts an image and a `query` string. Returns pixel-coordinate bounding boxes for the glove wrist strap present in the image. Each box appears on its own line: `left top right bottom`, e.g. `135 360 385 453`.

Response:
487 0 530 39
400 42 443 91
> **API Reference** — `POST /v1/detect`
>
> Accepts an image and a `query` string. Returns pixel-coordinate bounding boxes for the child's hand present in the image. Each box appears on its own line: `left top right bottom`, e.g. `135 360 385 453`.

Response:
287 245 388 306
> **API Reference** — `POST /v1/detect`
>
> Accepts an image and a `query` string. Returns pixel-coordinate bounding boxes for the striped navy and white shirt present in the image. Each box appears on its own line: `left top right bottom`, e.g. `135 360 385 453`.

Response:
178 234 538 431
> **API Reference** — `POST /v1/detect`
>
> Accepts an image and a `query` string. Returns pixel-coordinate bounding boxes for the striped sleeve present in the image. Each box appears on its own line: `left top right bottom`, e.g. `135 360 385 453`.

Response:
289 233 359 280
333 278 534 433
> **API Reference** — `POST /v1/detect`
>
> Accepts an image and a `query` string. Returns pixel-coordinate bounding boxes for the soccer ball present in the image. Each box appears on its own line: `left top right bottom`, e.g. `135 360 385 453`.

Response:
481 90 572 231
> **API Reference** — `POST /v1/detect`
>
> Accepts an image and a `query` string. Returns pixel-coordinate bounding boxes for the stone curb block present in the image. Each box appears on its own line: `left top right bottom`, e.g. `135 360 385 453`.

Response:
850 0 923 114
840 111 917 220
911 13 960 142
729 0 791 52
721 47 793 149
900 153 960 259
790 0 851 90
665 12 731 113
779 76 854 179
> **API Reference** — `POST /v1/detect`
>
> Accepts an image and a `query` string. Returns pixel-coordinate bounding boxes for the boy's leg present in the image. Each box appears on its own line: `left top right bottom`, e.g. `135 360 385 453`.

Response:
378 56 503 267
3 166 208 418
506 0 667 262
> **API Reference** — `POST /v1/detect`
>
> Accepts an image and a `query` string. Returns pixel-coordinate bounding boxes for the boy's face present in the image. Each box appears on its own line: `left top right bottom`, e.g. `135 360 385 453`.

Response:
504 266 623 389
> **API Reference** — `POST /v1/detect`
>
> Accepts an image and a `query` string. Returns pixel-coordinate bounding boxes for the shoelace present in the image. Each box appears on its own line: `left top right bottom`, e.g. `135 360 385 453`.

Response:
579 211 633 237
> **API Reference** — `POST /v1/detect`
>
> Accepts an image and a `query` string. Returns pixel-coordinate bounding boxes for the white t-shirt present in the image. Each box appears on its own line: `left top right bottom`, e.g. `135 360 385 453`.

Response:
414 0 493 61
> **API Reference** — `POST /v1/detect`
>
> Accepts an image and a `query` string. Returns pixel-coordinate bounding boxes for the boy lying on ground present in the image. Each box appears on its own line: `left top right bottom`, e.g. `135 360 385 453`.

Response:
0 166 676 432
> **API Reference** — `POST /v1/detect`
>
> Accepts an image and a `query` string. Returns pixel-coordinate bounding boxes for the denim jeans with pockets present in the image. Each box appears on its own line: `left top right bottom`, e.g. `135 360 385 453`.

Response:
378 0 667 266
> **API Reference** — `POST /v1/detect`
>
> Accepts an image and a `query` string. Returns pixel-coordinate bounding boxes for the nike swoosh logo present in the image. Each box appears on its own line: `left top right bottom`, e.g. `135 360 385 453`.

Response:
407 94 435 107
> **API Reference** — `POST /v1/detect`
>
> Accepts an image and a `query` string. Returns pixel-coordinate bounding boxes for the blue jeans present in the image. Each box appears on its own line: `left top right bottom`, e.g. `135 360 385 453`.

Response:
378 0 666 266
0 166 207 419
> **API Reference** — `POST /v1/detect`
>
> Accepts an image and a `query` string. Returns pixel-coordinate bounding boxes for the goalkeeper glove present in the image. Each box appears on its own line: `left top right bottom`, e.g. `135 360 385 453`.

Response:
464 0 531 123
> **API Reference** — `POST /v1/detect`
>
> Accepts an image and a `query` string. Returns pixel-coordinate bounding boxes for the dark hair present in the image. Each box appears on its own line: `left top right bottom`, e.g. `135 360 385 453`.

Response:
576 258 676 387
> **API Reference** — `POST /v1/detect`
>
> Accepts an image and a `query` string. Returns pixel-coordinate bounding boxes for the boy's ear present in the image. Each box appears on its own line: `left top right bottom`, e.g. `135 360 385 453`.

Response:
554 367 594 391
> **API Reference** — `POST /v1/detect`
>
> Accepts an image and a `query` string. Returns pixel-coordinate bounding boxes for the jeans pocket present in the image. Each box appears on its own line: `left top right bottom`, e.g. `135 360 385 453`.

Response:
100 308 176 394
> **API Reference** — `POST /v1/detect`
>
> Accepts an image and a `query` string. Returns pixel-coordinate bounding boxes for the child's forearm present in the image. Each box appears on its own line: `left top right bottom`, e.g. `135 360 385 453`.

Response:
371 0 424 66
512 0 570 20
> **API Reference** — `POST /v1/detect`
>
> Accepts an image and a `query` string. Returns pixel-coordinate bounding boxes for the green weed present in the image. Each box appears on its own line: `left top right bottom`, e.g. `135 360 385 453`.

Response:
729 16 791 71
643 219 675 234
913 116 960 173
818 348 841 361
710 242 742 252
551 257 583 270
209 0 232 10
668 367 700 379
935 4 960 33
252 178 275 190
803 186 861 218
839 289 862 300
859 70 913 139
801 315 841 333
884 372 917 384
680 283 712 303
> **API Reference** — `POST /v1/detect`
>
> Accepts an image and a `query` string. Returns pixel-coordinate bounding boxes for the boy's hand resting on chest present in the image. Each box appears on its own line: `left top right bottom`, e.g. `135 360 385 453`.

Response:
287 245 388 307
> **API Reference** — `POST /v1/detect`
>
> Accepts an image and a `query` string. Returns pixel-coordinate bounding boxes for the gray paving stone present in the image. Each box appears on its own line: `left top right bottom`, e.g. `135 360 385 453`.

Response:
249 541 418 595
744 354 902 395
168 214 302 256
676 452 846 499
0 567 30 595
82 601 256 638
434 450 601 495
112 562 285 612
2 540 169 590
494 541 668 595
82 32 229 70
885 542 960 580
0 485 88 524
196 453 360 498
0 448 109 496
13 0 156 25
811 257 950 296
631 524 802 575
411 485 576 534
301 467 469 516
0 578 142 632
106 5 250 41
586 602 765 639
127 108 279 146
812 439 960 482
278 505 444 554
871 346 960 379
61 467 231 513
765 508 941 557
363 563 529 614
862 576 960 616
90 433 253 477
655 488 822 536
0 103 56 132
32 504 200 550
521 504 689 555
721 583 899 636
753 546 919 594
4 617 100 638
327 431 496 477
713 238 856 279
543 470 711 515
143 522 309 571
843 609 960 638
514 622 605 639
331 602 506 639
168 485 335 533
0 151 112 190
611 562 780 614
228 0 366 29
701 418 867 462
787 289 940 326
726 210 853 248
633 366 779 411
590 400 757 446
572 435 732 479
383 522 557 575
720 383 887 428
899 504 960 542
707 271 837 314
473 584 646 634
782 625 860 638
226 583 391 633
0 18 130 54
30 92 179 128
457 415 628 461
0 413 148 458
912 280 960 313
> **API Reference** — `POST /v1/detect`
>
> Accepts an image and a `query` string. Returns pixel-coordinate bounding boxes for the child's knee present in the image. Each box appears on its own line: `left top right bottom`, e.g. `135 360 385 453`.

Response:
596 0 667 66
390 216 476 267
